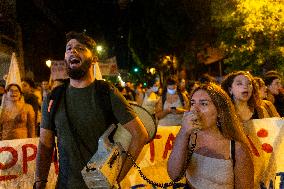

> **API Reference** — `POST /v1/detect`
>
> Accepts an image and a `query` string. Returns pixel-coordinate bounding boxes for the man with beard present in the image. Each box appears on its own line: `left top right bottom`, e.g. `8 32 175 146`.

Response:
34 31 148 189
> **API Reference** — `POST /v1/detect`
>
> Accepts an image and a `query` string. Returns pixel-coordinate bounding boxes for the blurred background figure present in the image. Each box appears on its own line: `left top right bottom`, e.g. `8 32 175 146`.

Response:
135 82 145 105
0 82 5 106
41 80 51 99
254 77 280 117
142 78 160 117
155 77 189 126
22 78 41 107
125 81 135 101
158 87 163 96
179 79 189 99
117 85 134 102
198 73 217 84
21 78 41 135
263 72 284 117
0 84 36 140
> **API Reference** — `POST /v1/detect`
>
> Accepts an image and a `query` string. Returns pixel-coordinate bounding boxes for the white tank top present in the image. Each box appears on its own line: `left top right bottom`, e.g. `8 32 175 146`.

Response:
186 151 234 189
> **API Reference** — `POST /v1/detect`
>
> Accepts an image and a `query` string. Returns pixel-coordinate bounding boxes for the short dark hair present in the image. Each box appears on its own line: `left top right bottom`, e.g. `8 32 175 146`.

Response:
264 70 282 77
166 77 178 86
263 74 281 86
147 78 158 87
198 73 217 84
22 78 35 89
66 31 97 54
6 84 22 94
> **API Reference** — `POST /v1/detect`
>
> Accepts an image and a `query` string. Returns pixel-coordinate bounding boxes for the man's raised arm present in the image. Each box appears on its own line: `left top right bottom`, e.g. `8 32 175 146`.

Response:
117 117 148 182
34 128 55 189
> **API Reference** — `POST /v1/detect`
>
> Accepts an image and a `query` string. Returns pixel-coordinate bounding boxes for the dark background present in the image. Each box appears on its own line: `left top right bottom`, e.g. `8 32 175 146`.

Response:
16 0 130 81
15 0 214 82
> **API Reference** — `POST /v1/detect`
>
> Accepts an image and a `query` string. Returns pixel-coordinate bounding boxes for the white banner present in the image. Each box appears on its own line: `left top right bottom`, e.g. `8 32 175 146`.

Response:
244 118 284 189
0 120 284 189
0 138 58 189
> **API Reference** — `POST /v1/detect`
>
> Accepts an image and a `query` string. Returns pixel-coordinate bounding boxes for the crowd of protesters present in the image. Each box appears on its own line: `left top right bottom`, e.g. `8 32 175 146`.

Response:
0 32 283 189
0 69 283 138
112 70 283 127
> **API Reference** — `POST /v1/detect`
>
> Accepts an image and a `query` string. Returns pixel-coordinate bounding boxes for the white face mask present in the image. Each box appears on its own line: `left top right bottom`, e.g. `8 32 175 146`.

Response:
167 88 176 95
152 86 159 92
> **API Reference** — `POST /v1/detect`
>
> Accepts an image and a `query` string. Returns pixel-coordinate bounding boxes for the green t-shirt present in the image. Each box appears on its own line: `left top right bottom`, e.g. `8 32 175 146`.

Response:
41 81 136 188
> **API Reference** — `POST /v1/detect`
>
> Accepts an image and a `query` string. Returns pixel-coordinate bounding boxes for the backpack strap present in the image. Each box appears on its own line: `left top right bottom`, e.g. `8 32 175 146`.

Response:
231 140 236 188
94 80 118 126
48 80 69 133
231 140 236 167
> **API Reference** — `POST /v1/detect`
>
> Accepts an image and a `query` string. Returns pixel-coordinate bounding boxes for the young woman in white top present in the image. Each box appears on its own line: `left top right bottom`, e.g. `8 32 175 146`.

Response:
168 83 253 189
155 77 189 126
142 79 160 116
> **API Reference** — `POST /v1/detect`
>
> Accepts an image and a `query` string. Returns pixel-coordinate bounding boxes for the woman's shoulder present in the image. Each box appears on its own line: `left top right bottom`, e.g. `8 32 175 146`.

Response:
258 100 280 118
24 103 34 112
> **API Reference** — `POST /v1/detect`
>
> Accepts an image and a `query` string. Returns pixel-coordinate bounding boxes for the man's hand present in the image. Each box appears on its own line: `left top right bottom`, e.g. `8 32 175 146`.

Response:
117 117 148 182
33 181 47 189
34 128 55 188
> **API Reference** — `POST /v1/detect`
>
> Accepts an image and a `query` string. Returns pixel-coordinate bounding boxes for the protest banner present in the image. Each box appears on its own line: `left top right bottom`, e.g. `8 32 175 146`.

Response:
0 120 284 189
0 138 58 189
244 118 284 189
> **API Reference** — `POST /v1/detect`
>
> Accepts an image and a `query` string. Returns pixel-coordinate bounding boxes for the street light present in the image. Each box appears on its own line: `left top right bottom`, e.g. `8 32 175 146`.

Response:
149 67 156 75
46 60 52 68
133 67 139 73
96 45 103 53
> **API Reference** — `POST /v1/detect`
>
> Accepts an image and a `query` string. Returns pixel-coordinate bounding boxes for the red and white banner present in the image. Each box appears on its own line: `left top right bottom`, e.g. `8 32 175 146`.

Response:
0 119 284 189
0 138 58 189
244 118 284 189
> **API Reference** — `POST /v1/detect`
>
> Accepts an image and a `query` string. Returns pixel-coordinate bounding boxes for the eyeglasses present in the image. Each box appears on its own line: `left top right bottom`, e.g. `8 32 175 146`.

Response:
8 89 20 93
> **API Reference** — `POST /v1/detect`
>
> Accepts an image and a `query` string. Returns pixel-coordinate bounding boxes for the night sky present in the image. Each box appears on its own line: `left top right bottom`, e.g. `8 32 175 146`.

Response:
16 0 128 81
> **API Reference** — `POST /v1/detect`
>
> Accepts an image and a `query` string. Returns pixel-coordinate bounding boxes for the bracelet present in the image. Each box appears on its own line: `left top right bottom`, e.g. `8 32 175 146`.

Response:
33 180 48 189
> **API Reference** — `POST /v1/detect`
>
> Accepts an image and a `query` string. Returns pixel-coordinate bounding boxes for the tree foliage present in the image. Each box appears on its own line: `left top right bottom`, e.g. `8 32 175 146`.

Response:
127 0 284 80
128 0 211 77
211 0 284 75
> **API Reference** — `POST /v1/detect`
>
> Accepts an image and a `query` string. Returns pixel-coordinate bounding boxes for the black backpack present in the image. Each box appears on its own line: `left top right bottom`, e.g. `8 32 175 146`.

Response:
48 79 118 133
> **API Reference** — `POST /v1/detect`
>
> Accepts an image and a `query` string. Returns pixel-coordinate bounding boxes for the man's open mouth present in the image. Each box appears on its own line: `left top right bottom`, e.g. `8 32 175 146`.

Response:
69 56 81 65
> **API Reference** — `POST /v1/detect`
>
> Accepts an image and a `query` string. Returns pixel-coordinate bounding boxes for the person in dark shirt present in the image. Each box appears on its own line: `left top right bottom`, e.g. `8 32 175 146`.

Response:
34 31 148 189
21 78 40 135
